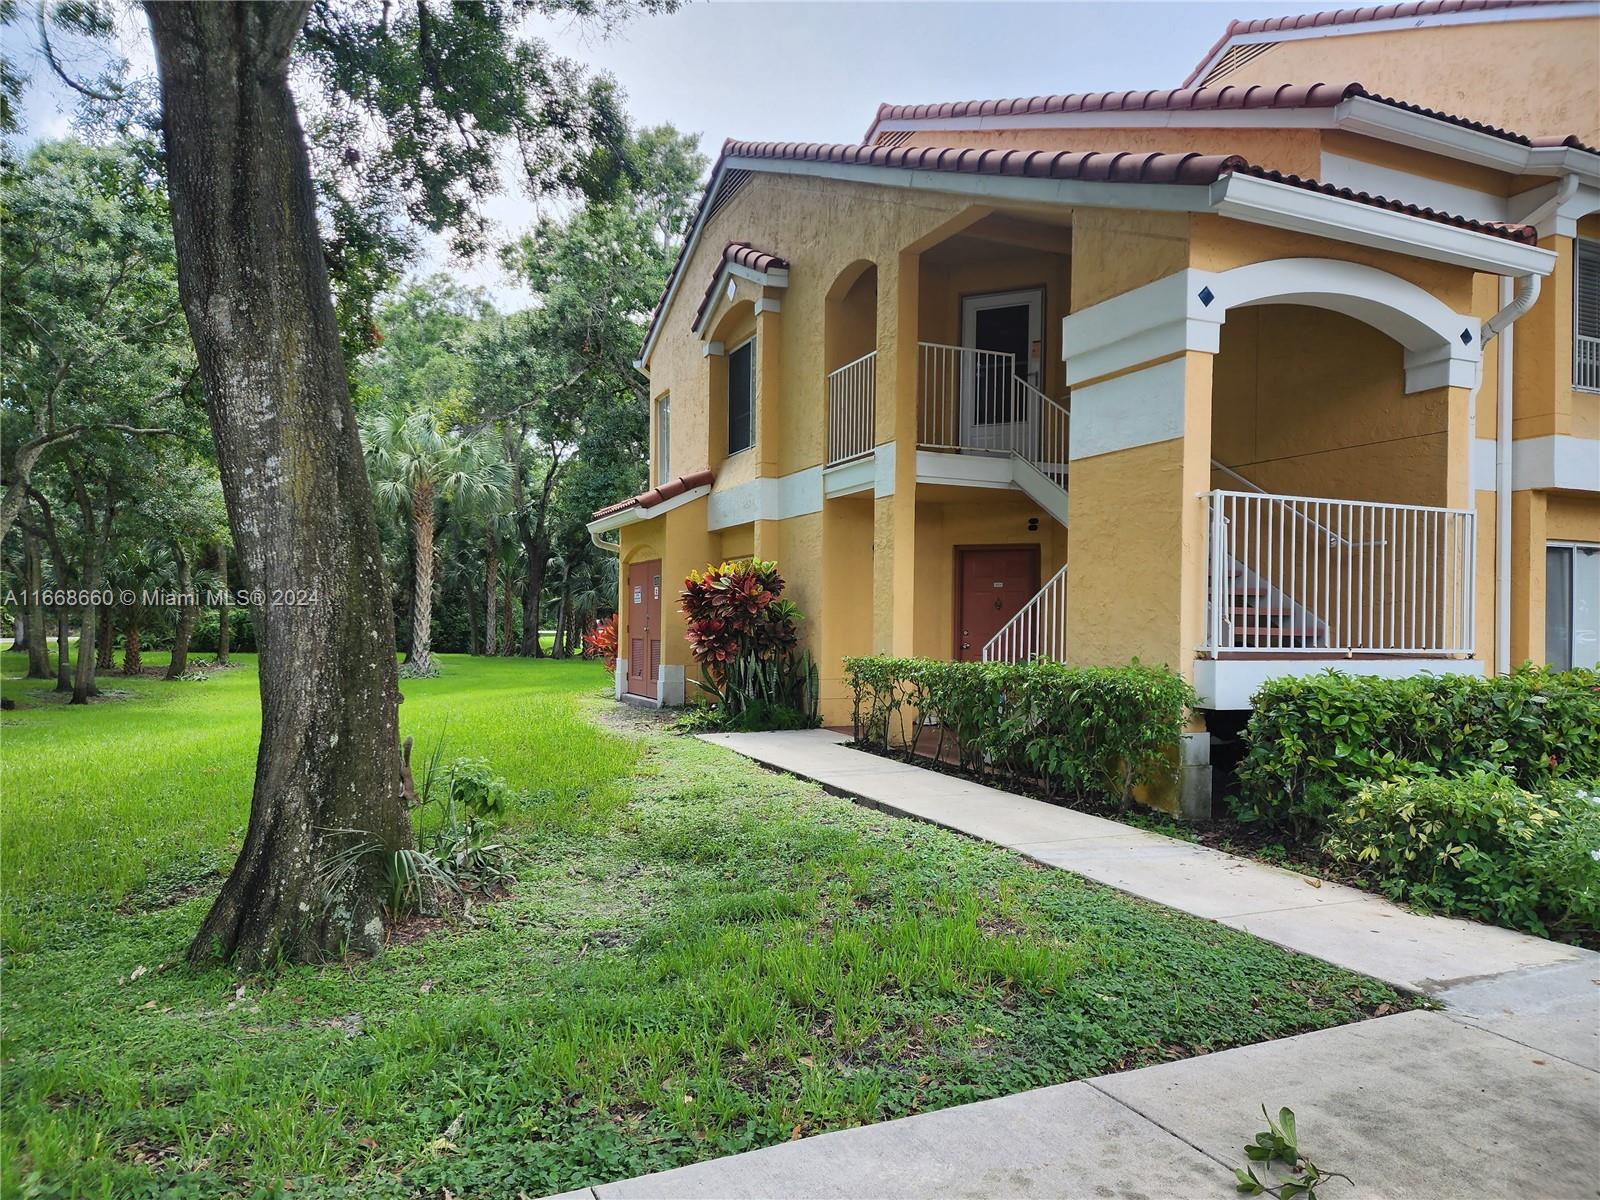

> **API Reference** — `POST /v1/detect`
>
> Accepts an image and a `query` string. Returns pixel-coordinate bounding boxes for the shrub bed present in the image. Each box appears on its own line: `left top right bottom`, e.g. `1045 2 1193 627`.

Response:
1323 772 1600 939
1228 666 1600 941
843 656 1195 807
1235 666 1600 837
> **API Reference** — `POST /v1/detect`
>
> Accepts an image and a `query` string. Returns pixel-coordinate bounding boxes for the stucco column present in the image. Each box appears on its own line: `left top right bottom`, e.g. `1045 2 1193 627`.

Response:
873 251 920 655
1065 352 1214 680
660 499 715 699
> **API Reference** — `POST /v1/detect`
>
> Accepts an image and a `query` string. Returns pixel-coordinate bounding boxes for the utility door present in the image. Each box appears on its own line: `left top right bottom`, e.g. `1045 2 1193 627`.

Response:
960 289 1042 453
956 546 1039 661
626 559 662 698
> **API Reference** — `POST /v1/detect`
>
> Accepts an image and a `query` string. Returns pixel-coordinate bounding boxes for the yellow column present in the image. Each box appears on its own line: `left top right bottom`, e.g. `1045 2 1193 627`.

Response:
1065 351 1214 681
873 251 920 655
1510 489 1548 667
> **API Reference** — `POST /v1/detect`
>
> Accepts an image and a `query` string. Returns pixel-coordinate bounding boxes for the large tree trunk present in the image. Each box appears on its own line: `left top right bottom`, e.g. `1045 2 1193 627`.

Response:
501 575 514 656
55 608 71 693
69 480 112 706
23 534 51 679
553 567 572 659
215 545 231 665
147 2 407 971
483 520 498 658
96 607 115 671
123 619 143 675
166 542 196 679
408 484 435 673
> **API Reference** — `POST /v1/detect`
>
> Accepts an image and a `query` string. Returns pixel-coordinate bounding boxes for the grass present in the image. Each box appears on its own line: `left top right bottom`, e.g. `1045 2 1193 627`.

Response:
1 653 1412 1197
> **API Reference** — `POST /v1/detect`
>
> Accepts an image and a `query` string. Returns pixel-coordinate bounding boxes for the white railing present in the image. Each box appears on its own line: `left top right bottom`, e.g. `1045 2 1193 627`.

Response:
827 351 876 466
983 563 1068 663
1204 490 1476 656
918 342 1070 490
1576 334 1600 392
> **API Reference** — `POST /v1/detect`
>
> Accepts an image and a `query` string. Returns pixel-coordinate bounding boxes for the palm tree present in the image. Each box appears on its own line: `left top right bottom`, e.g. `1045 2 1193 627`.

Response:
363 409 509 673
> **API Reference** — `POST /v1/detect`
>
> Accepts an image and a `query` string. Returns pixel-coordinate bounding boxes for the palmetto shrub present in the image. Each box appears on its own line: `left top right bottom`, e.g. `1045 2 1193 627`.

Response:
681 558 818 728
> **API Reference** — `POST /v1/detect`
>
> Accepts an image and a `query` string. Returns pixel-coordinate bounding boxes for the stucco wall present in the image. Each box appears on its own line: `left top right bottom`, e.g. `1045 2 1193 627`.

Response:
1207 16 1600 147
1211 305 1449 506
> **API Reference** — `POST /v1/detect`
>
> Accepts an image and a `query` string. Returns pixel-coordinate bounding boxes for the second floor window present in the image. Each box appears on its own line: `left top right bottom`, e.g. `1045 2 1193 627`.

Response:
727 338 755 454
655 393 670 481
1577 237 1600 391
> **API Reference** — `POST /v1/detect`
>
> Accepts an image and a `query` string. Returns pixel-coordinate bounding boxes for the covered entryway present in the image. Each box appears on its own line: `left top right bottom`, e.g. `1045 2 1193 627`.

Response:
955 545 1038 661
626 558 662 699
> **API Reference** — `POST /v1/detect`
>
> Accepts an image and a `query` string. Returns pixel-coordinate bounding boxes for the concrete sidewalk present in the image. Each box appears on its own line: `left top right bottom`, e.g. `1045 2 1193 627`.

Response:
544 729 1598 1199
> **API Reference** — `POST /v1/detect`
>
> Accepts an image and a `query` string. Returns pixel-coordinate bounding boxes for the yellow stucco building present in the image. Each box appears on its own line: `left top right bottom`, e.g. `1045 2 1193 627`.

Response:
589 0 1600 815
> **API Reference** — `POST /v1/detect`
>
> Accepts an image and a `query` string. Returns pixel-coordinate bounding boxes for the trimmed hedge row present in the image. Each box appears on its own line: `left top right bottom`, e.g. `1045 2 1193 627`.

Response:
1235 666 1600 836
843 656 1196 806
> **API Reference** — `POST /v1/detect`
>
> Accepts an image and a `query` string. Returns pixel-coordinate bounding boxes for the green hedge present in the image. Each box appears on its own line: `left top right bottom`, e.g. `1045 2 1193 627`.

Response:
1234 666 1600 836
1323 771 1600 938
843 656 1196 807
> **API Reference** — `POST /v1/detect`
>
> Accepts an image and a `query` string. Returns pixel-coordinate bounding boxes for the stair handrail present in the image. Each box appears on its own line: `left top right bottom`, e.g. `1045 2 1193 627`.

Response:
982 562 1069 663
1209 461 1379 549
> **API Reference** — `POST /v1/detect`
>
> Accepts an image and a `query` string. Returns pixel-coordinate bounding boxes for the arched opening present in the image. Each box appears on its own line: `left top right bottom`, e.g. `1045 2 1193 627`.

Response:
824 261 878 466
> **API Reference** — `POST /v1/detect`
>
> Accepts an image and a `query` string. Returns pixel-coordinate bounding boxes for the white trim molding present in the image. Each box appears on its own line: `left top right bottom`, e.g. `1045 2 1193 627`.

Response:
1064 259 1484 393
1194 656 1485 710
1512 435 1600 493
1069 358 1189 459
707 467 824 530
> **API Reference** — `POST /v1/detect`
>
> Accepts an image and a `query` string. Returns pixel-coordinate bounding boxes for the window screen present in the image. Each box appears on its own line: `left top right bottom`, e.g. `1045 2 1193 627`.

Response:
1547 543 1600 671
727 340 754 454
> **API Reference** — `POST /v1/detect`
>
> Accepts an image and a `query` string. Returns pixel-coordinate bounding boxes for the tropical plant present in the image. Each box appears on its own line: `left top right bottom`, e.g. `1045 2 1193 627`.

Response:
584 613 619 671
680 558 818 728
363 408 510 673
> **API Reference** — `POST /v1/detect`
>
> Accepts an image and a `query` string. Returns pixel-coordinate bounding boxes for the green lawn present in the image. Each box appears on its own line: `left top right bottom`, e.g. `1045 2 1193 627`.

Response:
1 653 1410 1197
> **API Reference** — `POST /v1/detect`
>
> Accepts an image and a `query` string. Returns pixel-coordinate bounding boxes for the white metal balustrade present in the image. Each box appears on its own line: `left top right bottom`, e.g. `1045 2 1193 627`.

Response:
1203 490 1476 656
826 351 877 466
917 342 1070 490
1576 334 1600 392
982 563 1069 663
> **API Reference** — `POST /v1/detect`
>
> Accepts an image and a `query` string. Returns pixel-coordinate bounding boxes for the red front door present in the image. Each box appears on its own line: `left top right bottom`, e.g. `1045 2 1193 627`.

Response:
626 559 662 698
956 546 1039 661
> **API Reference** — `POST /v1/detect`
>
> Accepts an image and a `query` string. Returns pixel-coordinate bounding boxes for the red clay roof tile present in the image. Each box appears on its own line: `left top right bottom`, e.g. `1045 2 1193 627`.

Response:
591 469 716 521
690 241 789 332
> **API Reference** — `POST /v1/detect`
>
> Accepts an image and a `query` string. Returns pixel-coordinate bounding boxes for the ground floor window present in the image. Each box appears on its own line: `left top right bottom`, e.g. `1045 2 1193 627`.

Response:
1546 541 1600 670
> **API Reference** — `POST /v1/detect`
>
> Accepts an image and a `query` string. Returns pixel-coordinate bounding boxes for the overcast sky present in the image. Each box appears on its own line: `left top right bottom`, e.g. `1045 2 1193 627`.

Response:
9 0 1336 307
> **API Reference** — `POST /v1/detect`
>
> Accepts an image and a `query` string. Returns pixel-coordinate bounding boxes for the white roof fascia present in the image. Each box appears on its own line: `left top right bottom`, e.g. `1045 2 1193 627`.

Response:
585 484 712 537
1210 172 1556 276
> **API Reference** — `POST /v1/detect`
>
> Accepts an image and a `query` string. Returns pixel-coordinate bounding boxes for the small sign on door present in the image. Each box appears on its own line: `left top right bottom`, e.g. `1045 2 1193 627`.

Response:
633 586 643 604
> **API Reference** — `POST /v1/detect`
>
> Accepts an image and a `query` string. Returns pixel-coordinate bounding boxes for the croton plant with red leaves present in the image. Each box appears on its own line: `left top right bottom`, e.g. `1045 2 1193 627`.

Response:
681 558 801 682
583 613 618 671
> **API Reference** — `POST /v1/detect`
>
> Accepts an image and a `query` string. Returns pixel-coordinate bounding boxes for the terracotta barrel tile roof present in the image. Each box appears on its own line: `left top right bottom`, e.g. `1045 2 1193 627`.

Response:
591 469 715 521
691 241 789 331
1226 0 1552 38
872 80 1599 155
719 139 1536 241
723 139 1248 185
873 81 1363 125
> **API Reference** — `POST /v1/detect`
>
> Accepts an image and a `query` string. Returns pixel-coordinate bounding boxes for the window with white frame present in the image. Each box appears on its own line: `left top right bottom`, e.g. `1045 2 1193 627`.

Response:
727 337 755 455
655 393 670 481
1576 237 1600 391
1546 542 1599 671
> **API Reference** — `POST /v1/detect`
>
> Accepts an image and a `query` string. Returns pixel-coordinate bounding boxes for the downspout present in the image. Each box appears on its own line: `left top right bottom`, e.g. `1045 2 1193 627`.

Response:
1481 271 1542 675
590 527 621 554
1477 174 1573 674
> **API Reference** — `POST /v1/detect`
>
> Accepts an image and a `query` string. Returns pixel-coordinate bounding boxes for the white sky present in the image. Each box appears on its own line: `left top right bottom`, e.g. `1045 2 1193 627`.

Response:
7 0 1337 308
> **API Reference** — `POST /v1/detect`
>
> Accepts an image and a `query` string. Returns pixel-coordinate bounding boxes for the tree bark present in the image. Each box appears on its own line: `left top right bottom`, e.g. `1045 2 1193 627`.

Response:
22 533 51 679
215 544 231 664
123 619 143 674
147 2 407 970
408 482 434 672
166 541 195 679
96 607 115 671
68 469 113 706
483 519 498 658
501 574 514 655
553 566 572 659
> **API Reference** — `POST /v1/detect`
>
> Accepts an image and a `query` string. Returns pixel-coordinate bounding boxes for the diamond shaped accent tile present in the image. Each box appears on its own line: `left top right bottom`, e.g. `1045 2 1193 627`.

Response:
1198 286 1215 307
1460 328 1473 345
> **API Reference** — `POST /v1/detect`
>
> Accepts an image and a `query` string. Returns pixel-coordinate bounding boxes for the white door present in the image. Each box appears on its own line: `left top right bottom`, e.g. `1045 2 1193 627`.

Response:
960 289 1042 452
